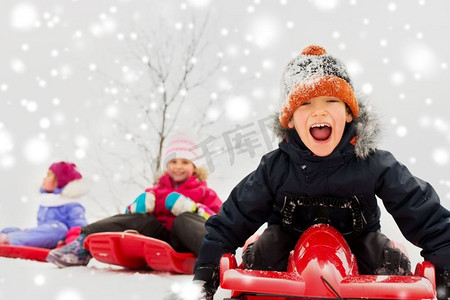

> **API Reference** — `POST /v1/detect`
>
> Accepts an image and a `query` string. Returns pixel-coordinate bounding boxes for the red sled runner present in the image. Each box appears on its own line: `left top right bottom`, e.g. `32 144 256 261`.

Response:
0 244 50 262
84 231 196 274
0 226 81 262
220 224 436 300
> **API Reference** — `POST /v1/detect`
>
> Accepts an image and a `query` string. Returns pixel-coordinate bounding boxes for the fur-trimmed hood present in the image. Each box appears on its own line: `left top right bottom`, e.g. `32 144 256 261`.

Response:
272 95 382 159
39 178 90 207
61 178 90 198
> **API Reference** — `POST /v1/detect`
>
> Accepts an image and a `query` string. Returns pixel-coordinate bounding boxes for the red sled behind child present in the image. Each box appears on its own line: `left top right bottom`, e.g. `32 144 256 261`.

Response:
0 226 82 262
83 230 196 274
220 224 436 300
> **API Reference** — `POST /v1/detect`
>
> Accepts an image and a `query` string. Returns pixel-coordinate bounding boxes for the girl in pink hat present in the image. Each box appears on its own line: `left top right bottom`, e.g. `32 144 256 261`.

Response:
0 162 88 248
46 134 222 268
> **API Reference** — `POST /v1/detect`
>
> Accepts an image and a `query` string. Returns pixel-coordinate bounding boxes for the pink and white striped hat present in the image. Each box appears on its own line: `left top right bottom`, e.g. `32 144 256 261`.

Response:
162 133 200 168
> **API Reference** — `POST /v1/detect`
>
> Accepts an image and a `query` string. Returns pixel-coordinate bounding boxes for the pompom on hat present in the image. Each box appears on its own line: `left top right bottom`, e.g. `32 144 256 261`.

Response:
279 45 359 128
49 161 82 189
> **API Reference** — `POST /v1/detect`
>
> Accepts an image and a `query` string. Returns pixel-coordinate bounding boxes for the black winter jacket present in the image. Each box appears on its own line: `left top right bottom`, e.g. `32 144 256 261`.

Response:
196 107 450 273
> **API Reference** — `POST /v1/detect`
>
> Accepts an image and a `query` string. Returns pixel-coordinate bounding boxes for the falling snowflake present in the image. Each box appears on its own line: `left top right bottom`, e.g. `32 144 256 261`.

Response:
34 274 46 286
311 0 340 11
23 137 51 164
55 288 83 300
10 3 39 30
225 96 251 121
403 42 438 77
432 148 449 166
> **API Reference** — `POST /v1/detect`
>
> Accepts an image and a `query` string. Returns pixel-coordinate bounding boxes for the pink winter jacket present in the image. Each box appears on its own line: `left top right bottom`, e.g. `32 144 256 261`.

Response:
146 173 222 231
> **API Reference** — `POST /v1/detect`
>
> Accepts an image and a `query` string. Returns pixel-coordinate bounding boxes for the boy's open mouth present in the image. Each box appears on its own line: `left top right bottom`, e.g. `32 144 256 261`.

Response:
310 123 332 141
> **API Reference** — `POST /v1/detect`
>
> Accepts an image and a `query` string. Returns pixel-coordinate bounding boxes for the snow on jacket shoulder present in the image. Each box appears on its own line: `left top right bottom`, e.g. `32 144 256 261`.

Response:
146 173 222 231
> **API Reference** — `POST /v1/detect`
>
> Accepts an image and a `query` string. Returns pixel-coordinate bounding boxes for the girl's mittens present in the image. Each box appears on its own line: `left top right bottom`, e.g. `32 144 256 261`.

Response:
125 192 156 214
165 192 215 220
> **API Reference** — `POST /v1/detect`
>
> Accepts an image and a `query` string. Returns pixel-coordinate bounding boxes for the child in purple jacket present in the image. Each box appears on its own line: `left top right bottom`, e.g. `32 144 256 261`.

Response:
0 162 88 248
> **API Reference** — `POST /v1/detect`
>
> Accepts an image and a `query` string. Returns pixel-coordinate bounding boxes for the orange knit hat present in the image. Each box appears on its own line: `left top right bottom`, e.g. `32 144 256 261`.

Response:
279 45 359 128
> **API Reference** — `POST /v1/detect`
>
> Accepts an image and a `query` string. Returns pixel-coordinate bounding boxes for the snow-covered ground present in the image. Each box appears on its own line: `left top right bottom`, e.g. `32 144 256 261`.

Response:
0 256 231 300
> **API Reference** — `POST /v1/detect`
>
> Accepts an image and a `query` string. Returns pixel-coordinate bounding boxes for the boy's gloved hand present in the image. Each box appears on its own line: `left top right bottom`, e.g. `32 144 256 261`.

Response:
165 192 214 220
193 264 220 300
436 266 450 300
125 192 155 214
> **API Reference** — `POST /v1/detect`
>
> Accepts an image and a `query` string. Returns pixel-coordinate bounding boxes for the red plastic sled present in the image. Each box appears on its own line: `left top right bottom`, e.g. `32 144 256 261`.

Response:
0 226 81 262
220 224 436 300
84 231 196 274
0 244 50 262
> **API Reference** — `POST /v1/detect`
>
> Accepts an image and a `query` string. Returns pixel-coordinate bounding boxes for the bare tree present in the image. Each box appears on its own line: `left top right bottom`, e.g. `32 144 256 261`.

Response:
88 13 238 211
129 17 221 171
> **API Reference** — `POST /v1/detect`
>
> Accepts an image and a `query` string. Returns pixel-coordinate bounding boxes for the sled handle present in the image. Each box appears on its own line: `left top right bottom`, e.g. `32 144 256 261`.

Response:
121 230 140 238
415 261 436 290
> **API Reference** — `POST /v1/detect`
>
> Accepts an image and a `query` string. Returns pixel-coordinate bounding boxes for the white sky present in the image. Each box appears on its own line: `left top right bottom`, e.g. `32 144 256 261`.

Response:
1 1 450 298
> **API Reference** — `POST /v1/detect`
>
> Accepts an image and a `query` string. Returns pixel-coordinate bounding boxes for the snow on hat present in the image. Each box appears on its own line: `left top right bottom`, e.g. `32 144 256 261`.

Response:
162 133 200 168
49 161 82 189
279 45 359 128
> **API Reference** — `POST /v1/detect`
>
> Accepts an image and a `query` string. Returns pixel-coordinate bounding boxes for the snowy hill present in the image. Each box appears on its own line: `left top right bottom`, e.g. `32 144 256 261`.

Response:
0 256 231 299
